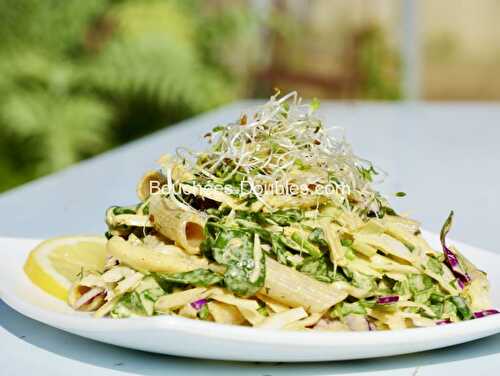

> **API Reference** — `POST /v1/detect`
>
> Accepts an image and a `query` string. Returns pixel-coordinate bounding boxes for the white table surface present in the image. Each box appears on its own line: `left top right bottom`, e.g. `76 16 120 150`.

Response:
1 100 499 375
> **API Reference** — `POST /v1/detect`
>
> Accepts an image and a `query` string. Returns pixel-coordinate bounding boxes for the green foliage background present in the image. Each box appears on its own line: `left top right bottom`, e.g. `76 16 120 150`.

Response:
0 0 401 193
0 0 260 192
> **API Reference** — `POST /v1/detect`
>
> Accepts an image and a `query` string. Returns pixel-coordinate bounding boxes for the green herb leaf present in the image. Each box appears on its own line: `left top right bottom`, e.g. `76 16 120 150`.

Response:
330 301 366 318
197 304 210 320
358 165 378 182
308 227 329 249
202 226 265 297
427 256 444 275
351 271 376 292
408 274 434 294
271 234 291 265
153 269 223 288
291 232 322 258
440 210 454 248
345 247 355 260
310 97 320 111
267 209 303 226
340 238 353 247
257 306 269 317
110 292 145 318
212 125 225 133
449 296 472 320
112 206 137 215
298 256 343 283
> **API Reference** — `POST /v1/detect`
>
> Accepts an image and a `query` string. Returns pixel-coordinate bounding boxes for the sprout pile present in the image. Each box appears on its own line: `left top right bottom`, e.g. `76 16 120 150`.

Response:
166 91 387 217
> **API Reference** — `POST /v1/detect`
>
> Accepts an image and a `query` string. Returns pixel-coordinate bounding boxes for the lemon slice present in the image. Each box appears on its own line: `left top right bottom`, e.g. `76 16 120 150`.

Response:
24 236 107 301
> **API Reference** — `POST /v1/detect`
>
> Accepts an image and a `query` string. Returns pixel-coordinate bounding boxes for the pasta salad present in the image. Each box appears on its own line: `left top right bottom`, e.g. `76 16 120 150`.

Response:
69 92 498 331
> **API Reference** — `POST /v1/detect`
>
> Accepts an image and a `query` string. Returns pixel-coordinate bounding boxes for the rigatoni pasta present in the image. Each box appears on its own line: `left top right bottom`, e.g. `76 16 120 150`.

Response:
149 194 206 254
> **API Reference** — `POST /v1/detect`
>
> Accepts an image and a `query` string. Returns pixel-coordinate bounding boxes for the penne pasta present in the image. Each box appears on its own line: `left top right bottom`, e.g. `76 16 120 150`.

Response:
94 296 121 318
207 301 246 325
155 287 207 312
149 194 206 254
178 303 198 319
284 312 323 330
263 257 348 313
321 221 346 266
256 293 290 313
354 233 415 263
107 236 207 273
211 294 264 326
257 307 308 329
136 170 166 201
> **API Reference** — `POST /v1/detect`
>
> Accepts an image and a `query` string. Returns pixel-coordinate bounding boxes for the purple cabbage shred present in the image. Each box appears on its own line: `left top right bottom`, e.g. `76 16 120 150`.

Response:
436 319 452 325
473 309 500 318
190 299 207 311
440 211 471 288
376 295 399 304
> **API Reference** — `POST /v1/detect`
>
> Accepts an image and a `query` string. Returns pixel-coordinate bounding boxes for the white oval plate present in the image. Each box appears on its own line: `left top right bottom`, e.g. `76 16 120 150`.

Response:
1 233 500 362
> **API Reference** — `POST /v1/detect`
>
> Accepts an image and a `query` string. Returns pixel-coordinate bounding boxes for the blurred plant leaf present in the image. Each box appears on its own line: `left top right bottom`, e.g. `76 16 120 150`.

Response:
1 89 113 172
0 0 109 54
0 0 260 192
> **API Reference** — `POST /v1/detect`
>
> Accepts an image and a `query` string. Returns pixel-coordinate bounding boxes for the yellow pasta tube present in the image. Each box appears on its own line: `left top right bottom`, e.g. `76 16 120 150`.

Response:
155 287 207 312
256 293 290 313
381 215 421 234
351 239 378 257
211 293 264 326
149 194 206 254
207 301 246 325
320 221 346 266
107 236 207 273
257 307 308 329
284 312 323 331
262 257 348 313
136 170 166 201
384 224 437 256
354 233 415 263
178 303 198 319
94 296 120 318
